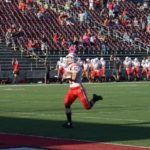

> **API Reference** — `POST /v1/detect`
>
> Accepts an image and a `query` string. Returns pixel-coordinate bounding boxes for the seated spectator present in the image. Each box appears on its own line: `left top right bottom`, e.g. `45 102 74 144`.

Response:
53 33 59 44
83 33 90 45
58 12 68 25
146 14 150 33
103 17 109 26
147 14 150 25
26 0 34 8
69 45 76 53
78 11 84 24
5 0 11 2
140 17 146 31
34 40 40 55
12 27 24 39
143 1 148 10
73 36 79 46
61 38 68 48
107 1 114 17
83 10 91 24
123 32 130 43
66 14 75 26
64 1 71 11
74 0 82 8
37 6 46 19
89 0 94 10
97 33 106 42
101 41 108 55
36 0 43 6
95 0 101 11
90 34 96 46
26 39 35 54
121 9 129 26
18 0 27 12
113 2 120 18
133 17 139 28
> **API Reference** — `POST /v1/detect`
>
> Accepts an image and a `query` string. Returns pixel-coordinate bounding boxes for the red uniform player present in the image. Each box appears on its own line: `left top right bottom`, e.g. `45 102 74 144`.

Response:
63 53 103 128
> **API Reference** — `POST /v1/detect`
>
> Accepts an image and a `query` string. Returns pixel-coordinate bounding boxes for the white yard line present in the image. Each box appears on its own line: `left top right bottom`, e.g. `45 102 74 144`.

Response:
1 112 146 123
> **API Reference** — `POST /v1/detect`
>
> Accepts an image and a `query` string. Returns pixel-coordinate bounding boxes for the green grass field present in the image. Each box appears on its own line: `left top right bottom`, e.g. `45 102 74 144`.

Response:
0 82 150 147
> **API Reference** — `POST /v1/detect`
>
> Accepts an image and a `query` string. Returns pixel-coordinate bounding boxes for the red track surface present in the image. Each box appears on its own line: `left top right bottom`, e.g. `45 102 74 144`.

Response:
0 134 150 150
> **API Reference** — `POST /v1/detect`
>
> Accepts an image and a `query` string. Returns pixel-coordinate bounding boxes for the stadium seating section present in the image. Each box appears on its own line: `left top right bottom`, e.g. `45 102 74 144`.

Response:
0 0 150 82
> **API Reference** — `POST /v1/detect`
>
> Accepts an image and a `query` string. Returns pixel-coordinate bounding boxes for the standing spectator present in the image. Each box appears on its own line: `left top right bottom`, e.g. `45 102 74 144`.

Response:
5 28 12 46
12 58 19 84
112 57 122 81
5 24 17 47
41 35 48 55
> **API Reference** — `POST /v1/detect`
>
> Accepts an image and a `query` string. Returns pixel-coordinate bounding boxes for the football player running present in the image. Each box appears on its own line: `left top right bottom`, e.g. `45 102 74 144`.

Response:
62 53 103 128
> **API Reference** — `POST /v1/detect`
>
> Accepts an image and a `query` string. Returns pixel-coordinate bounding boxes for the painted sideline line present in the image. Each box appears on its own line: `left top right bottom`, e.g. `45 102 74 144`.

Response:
0 81 149 88
0 132 149 149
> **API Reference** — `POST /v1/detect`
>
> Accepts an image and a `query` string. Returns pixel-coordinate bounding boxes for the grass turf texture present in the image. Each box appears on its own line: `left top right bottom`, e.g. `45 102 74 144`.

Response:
0 82 150 148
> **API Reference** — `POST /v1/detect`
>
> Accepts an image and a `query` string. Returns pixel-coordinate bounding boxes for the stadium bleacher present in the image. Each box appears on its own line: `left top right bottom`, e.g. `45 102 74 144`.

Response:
0 0 150 83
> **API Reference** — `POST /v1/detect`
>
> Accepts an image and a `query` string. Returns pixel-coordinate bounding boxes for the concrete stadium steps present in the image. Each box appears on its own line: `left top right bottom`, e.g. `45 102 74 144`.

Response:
0 43 45 71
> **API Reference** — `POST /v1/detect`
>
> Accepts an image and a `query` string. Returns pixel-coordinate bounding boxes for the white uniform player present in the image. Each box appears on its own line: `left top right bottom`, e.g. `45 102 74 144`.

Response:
123 57 132 80
132 58 140 79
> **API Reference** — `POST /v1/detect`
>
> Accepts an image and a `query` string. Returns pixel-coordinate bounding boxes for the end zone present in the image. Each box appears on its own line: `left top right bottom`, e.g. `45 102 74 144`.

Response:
0 133 150 150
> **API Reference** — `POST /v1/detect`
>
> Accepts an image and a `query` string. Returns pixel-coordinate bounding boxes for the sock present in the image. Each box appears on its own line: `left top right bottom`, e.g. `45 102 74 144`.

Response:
66 108 72 123
89 100 95 109
66 112 72 123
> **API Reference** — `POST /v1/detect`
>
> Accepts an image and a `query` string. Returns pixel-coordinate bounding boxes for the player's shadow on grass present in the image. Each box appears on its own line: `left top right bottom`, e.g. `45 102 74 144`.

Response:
0 116 150 143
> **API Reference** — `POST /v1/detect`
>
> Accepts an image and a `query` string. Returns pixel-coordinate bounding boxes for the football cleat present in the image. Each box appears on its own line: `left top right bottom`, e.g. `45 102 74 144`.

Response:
62 122 73 128
93 94 103 102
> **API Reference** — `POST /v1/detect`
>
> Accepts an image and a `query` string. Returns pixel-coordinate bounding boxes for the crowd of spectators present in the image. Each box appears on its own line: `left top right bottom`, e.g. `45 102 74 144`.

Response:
1 0 150 59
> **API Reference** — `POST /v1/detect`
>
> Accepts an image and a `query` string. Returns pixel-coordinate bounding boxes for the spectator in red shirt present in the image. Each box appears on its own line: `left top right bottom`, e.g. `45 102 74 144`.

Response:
26 39 36 55
37 7 46 19
12 58 19 84
53 33 59 44
18 0 27 12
